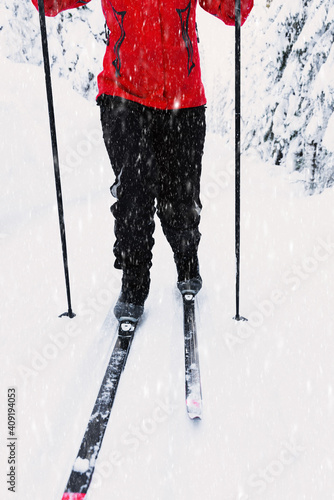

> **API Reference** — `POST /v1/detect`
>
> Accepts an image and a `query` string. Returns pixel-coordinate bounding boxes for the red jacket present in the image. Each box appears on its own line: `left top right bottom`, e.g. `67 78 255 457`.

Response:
32 0 253 109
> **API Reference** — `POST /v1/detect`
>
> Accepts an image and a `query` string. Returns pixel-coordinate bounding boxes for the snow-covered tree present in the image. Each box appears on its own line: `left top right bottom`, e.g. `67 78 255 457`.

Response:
0 0 106 99
218 0 334 194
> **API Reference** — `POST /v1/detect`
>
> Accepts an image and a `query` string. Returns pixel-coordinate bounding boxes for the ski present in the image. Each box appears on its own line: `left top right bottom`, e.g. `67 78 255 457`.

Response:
182 293 202 419
61 320 137 500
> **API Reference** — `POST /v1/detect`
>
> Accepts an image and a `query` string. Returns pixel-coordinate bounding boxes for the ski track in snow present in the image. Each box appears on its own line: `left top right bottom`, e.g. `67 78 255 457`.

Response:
2 19 334 500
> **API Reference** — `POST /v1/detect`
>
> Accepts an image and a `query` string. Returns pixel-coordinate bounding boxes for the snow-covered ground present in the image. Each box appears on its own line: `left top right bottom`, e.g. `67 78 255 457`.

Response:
2 6 334 500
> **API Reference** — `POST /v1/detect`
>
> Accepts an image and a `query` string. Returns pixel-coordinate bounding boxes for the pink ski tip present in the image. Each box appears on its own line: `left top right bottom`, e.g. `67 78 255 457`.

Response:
190 400 200 408
186 398 202 419
62 494 86 500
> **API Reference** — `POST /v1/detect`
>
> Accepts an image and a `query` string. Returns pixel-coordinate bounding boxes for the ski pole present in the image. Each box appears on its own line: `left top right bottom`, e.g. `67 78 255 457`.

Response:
233 0 247 322
37 0 75 318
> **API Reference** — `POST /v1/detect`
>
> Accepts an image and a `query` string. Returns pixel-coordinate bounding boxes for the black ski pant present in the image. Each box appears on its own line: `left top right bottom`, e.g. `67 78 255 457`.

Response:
98 95 206 273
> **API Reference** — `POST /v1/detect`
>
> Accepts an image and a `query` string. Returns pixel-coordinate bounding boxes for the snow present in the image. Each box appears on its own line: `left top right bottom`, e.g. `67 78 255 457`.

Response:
322 112 334 153
2 2 334 500
73 457 90 474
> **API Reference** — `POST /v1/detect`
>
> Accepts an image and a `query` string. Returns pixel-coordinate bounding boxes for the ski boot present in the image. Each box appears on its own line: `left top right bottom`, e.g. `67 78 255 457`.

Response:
176 255 202 296
114 267 150 323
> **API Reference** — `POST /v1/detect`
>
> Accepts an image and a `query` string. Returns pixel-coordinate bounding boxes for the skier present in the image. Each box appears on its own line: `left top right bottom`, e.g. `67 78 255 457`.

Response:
32 0 253 322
